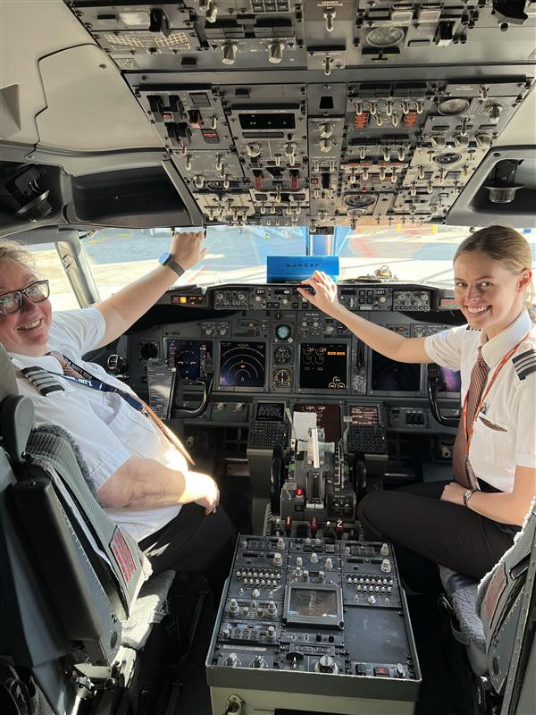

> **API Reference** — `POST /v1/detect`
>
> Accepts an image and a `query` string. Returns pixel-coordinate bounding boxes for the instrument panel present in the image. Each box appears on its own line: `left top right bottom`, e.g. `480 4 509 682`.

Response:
129 282 462 423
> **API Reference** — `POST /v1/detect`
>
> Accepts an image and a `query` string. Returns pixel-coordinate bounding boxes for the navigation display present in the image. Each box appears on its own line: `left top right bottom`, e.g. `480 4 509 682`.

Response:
438 367 461 394
299 343 348 390
219 342 266 388
166 340 213 382
350 405 379 426
370 351 421 393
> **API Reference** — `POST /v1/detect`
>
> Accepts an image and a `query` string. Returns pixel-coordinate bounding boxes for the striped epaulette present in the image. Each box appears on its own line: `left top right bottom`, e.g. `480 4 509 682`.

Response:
512 348 536 380
20 366 65 396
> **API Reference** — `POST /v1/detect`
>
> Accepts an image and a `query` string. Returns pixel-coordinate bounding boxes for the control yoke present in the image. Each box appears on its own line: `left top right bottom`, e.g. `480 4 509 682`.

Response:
173 358 214 419
427 364 459 428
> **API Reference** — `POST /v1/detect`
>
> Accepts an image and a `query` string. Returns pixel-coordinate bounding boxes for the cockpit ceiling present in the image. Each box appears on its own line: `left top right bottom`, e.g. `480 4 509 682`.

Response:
1 0 535 232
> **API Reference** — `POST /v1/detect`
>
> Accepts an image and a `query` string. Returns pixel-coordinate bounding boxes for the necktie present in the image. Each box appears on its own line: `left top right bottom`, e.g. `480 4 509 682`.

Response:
47 351 193 464
452 347 490 488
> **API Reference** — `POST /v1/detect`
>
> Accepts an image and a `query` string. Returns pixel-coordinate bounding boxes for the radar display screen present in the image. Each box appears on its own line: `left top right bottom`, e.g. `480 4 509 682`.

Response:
370 351 421 393
438 367 461 394
284 584 342 627
293 403 341 442
166 340 213 382
299 343 348 390
256 402 285 422
350 405 379 425
219 342 266 388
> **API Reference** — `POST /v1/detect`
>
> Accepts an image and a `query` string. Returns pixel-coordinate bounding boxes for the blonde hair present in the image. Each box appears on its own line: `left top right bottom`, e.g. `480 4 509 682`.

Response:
454 226 535 313
0 240 38 277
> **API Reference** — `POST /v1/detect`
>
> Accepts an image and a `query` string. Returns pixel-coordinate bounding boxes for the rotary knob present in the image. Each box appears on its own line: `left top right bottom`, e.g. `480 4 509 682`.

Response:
381 558 392 573
380 543 390 556
268 41 284 64
267 601 278 616
316 655 337 674
273 552 283 567
228 598 239 615
250 655 269 669
325 557 333 570
266 625 277 641
310 552 319 564
223 652 241 668
319 138 333 153
222 42 237 65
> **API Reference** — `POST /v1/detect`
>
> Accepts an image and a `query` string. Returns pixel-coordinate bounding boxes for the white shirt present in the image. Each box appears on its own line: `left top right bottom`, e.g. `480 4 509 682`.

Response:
10 308 185 542
425 309 536 492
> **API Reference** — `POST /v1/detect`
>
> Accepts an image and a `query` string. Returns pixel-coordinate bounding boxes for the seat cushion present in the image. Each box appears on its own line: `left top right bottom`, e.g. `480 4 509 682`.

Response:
439 566 487 676
121 570 176 650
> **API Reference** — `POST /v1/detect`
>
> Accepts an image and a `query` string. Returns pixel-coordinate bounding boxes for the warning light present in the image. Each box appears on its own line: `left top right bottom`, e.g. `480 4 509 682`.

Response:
179 296 187 304
296 488 304 497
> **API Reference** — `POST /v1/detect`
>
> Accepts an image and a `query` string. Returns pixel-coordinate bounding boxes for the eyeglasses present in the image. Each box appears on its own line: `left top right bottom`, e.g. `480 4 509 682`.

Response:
0 280 50 316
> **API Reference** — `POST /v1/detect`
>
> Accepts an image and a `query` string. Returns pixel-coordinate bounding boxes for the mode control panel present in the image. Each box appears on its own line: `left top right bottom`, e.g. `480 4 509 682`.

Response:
202 283 445 312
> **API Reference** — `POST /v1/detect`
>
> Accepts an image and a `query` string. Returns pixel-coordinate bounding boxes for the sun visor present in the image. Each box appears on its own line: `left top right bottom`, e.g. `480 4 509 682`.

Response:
66 164 203 229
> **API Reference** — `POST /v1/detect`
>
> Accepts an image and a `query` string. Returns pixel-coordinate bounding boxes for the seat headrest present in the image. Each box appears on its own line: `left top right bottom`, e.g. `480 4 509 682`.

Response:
0 344 19 400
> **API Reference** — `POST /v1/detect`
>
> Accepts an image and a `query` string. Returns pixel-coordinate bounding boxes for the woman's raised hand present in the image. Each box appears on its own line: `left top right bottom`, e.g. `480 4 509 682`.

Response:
297 271 340 316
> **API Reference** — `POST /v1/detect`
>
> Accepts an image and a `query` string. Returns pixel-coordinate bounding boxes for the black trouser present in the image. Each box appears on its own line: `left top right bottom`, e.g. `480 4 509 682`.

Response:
139 503 237 600
357 481 517 592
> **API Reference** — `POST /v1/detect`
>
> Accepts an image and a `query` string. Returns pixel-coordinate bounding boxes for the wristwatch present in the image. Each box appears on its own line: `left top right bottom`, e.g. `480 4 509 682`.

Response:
159 252 185 277
463 489 475 507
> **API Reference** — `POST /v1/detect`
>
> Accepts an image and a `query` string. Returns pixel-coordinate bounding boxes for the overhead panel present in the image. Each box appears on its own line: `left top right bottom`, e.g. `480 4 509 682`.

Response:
66 0 536 229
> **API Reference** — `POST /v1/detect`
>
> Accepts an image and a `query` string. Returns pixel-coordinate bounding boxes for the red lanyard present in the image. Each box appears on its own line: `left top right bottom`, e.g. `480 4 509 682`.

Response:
462 332 530 455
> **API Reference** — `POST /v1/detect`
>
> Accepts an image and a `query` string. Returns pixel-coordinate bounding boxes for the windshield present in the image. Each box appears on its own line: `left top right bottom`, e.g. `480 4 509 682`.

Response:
81 225 536 302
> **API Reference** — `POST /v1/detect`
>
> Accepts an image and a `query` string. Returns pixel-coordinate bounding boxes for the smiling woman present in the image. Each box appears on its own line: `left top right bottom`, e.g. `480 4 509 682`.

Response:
298 225 536 592
0 241 53 356
453 225 536 338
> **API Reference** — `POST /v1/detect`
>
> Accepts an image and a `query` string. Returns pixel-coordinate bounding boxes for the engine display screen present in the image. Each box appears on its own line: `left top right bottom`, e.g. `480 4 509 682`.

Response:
219 342 266 388
350 405 379 426
284 585 342 627
370 351 421 393
293 403 341 442
299 343 348 390
438 367 461 394
256 402 285 422
166 340 213 382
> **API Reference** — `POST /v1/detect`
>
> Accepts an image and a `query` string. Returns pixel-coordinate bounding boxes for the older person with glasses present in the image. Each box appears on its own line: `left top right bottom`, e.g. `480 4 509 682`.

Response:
0 235 236 600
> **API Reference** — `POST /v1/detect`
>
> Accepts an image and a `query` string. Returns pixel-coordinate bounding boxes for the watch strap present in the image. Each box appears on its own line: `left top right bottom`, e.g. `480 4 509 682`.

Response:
463 489 475 507
159 252 185 277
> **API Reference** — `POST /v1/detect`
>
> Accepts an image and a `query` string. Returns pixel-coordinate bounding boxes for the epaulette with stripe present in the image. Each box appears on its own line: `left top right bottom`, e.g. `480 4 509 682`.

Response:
20 366 65 396
512 349 536 380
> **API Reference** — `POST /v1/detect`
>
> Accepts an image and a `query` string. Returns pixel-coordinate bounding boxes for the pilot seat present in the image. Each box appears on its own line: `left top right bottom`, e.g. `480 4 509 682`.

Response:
0 345 205 714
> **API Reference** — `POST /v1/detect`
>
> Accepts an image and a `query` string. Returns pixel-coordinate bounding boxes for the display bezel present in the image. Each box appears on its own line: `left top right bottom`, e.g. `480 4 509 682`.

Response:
283 583 344 629
165 338 213 384
297 341 350 394
216 340 267 392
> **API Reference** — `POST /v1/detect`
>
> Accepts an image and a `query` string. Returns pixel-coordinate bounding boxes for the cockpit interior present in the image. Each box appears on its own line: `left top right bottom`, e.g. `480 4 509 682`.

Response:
1 2 535 715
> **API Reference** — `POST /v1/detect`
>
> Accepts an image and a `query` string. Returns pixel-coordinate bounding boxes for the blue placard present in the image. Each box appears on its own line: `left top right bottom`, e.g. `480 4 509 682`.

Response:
267 255 339 283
